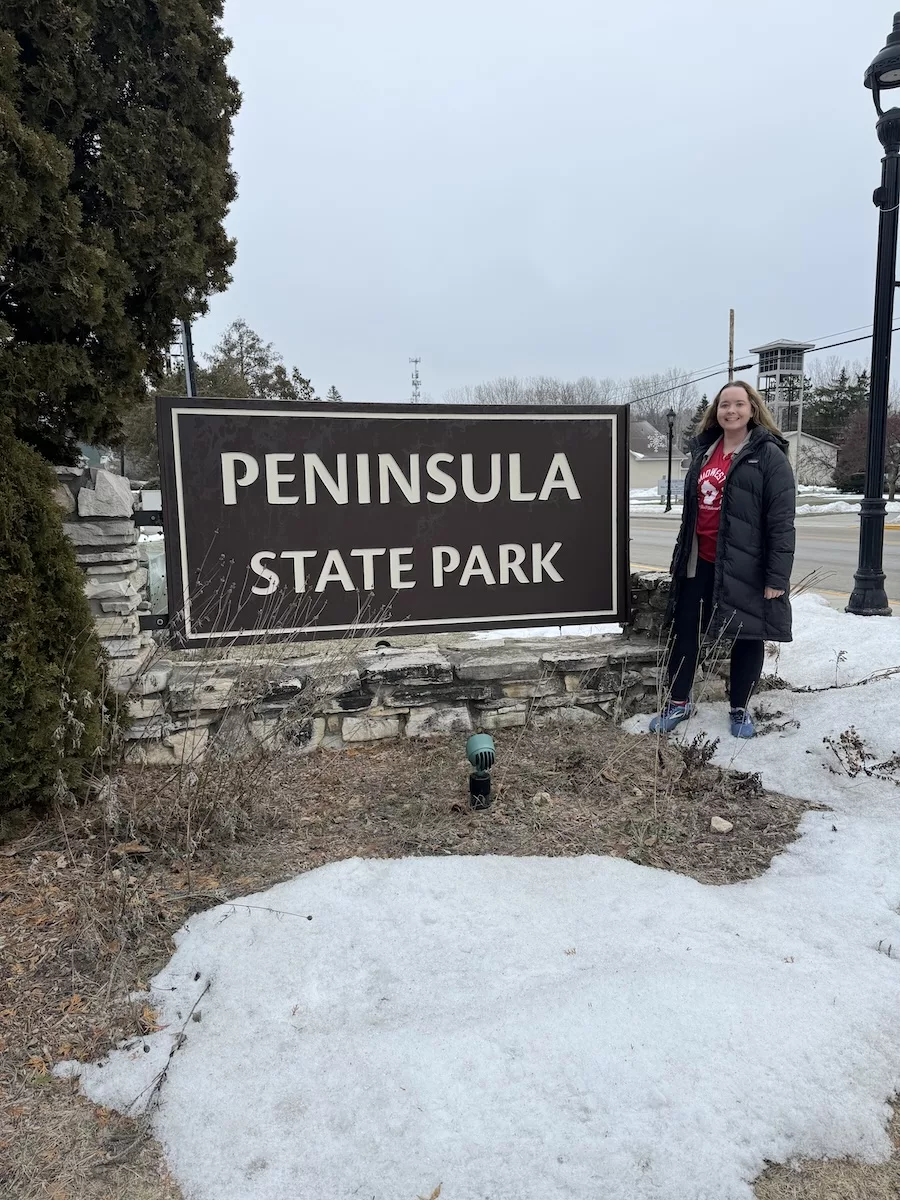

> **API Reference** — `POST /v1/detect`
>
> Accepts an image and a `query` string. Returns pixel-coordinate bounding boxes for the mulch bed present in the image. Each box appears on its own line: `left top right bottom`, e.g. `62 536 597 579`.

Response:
0 722 810 1199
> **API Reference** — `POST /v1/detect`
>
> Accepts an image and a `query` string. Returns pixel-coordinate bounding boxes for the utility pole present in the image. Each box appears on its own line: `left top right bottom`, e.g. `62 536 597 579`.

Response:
409 357 421 404
728 309 735 381
181 319 197 398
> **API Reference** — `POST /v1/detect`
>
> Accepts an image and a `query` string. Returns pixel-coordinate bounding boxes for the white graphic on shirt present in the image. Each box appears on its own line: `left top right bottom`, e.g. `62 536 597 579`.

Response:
699 463 728 509
700 478 719 506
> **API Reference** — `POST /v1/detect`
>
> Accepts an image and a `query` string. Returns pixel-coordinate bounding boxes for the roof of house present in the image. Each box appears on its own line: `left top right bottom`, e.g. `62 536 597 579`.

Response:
629 420 670 459
783 430 838 449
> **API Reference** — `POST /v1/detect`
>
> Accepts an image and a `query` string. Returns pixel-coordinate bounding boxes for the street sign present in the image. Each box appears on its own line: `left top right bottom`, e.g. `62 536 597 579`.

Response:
657 477 686 499
156 398 630 646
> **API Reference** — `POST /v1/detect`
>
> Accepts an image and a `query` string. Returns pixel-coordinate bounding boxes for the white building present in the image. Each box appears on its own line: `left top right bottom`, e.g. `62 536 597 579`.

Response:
629 420 686 489
783 431 838 487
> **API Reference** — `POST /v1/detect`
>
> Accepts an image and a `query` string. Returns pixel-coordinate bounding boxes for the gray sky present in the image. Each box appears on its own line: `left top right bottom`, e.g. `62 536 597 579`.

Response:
196 0 893 402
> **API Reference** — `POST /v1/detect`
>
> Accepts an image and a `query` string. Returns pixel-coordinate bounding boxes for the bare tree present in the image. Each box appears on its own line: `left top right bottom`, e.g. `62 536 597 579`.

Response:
444 373 620 407
626 367 701 439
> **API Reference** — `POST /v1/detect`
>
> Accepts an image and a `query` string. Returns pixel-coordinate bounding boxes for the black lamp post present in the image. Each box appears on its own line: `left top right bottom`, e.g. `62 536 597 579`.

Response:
848 14 900 616
665 407 676 513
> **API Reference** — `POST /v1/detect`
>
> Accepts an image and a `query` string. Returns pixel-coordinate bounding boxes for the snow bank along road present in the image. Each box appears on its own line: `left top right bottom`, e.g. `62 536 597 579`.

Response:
631 513 900 606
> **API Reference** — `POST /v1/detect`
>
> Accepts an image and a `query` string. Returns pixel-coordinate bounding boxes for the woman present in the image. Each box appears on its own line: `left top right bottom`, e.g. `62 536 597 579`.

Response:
650 380 795 739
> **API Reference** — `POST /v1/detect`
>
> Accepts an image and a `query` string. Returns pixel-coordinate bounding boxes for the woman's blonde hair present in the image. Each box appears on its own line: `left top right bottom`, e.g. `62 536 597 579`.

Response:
698 379 781 436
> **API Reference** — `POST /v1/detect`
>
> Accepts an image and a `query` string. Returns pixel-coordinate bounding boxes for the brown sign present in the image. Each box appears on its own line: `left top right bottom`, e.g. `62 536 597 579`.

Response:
156 398 630 646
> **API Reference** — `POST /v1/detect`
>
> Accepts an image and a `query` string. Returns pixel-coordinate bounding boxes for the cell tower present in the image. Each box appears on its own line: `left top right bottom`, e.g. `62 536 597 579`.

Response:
409 357 422 404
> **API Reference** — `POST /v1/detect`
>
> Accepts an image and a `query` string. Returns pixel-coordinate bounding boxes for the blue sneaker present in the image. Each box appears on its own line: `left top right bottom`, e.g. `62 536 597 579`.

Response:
730 708 756 739
649 701 693 734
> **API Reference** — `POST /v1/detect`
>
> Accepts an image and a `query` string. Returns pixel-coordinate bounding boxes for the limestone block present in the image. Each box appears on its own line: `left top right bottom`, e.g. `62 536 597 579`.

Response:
85 577 139 601
125 726 208 765
277 716 326 754
500 678 564 700
102 646 157 693
76 549 139 566
479 708 528 730
127 697 167 720
385 681 496 707
103 637 145 657
77 470 134 518
275 660 361 699
357 646 453 686
93 614 140 638
318 688 376 714
52 484 76 514
539 646 611 673
169 677 234 712
63 519 137 547
85 562 142 577
341 714 402 742
406 705 472 738
100 597 141 615
123 716 171 740
453 649 542 682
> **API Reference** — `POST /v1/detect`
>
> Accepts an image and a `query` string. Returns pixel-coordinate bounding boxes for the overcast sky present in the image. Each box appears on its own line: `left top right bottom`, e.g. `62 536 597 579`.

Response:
194 0 895 402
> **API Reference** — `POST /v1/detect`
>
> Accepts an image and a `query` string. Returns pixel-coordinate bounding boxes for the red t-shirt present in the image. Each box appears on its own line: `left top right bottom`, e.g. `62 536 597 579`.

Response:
696 440 735 563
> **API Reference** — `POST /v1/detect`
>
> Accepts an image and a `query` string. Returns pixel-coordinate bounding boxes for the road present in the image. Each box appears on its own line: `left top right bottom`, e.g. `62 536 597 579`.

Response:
629 513 900 607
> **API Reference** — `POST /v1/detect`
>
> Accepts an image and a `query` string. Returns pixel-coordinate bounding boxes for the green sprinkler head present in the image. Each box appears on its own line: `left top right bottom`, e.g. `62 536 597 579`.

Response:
466 733 495 809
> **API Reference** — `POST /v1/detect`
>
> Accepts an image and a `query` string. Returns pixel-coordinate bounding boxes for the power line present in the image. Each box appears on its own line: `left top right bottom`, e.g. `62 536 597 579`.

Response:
625 362 755 407
806 327 900 355
629 325 900 408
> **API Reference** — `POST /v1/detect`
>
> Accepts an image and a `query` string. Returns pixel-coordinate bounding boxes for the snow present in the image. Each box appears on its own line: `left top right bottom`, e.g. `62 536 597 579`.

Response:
795 500 900 517
474 622 621 639
59 593 900 1199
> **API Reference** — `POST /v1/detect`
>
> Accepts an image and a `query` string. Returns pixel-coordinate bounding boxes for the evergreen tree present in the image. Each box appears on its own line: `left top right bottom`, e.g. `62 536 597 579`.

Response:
289 369 318 404
119 319 318 476
0 1 240 463
0 423 103 806
681 396 707 453
202 319 313 399
803 369 870 445
326 385 343 403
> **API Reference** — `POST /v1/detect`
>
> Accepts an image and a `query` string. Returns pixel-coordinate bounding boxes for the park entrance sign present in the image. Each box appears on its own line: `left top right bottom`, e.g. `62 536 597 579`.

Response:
156 398 630 647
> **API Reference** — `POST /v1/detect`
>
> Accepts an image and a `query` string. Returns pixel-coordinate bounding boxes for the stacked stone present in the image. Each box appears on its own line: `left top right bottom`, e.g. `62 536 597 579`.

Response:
623 569 672 641
150 631 662 761
55 467 155 696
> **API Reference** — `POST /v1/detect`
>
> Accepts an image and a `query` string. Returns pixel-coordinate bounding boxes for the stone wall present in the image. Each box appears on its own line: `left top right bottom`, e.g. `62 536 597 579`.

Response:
625 569 671 641
118 634 665 765
56 474 677 764
53 466 156 695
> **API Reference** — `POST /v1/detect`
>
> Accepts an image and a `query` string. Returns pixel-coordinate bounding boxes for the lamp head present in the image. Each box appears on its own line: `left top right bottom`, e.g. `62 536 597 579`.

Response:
866 13 900 118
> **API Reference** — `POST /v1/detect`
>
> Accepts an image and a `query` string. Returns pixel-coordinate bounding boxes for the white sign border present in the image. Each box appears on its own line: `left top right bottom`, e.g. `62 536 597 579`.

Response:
170 407 620 641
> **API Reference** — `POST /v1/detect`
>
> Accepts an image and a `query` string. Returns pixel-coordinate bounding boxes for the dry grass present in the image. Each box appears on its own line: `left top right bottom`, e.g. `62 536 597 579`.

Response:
0 723 891 1199
755 1106 900 1199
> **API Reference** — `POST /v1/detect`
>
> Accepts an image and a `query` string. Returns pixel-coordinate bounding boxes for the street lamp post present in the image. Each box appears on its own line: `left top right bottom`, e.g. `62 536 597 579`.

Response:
848 13 900 616
665 407 676 513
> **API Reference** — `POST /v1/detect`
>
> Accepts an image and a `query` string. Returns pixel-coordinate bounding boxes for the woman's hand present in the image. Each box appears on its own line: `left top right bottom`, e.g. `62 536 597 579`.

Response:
764 587 785 600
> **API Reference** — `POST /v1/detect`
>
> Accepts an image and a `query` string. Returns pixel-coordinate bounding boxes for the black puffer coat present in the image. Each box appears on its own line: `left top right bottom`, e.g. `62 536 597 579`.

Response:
666 424 796 642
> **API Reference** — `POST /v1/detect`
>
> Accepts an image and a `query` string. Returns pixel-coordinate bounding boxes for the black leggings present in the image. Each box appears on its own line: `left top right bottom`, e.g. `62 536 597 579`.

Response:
668 559 764 711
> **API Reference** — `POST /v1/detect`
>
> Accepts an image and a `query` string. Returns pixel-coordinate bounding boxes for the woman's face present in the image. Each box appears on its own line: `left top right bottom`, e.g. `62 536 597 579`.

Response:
717 387 753 435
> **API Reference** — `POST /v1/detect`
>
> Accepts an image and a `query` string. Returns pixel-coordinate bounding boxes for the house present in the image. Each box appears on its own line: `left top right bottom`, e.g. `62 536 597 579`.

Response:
629 419 685 489
783 431 838 487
